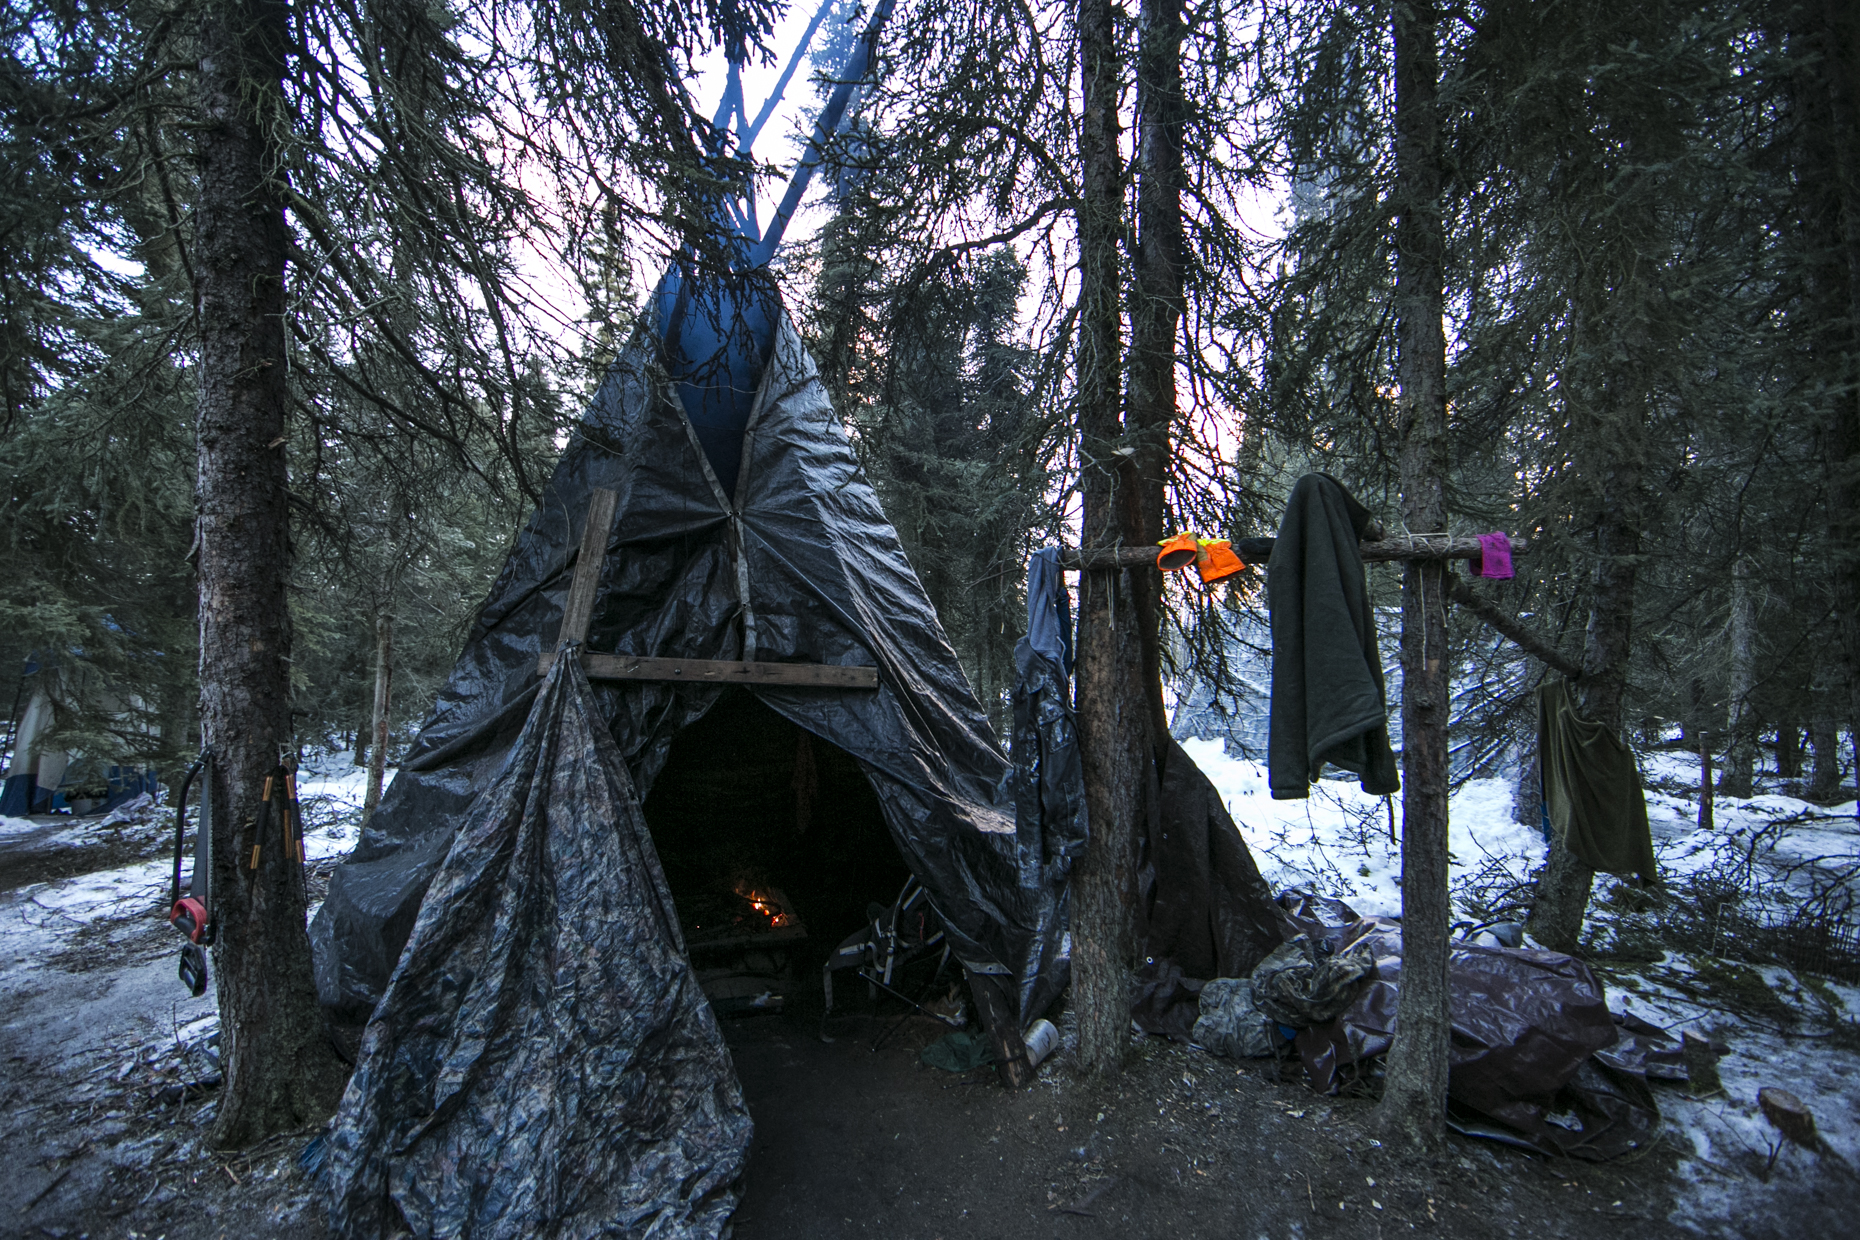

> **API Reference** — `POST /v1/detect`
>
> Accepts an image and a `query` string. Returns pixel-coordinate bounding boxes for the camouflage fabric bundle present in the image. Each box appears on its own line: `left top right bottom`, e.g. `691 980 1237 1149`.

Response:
325 655 751 1240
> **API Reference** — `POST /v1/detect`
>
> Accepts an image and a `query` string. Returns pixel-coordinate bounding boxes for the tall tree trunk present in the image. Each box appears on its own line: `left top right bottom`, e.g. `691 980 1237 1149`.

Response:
1808 666 1842 801
1513 729 1542 830
194 0 346 1147
1776 721 1801 782
1378 0 1452 1153
1852 731 1860 811
363 612 393 821
1719 556 1757 797
1071 0 1145 1078
1817 0 1860 818
1128 0 1185 745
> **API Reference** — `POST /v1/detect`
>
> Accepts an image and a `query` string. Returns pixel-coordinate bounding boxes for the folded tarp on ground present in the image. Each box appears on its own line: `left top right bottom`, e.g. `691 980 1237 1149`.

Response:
324 654 751 1240
1128 740 1289 1041
1197 893 1665 1161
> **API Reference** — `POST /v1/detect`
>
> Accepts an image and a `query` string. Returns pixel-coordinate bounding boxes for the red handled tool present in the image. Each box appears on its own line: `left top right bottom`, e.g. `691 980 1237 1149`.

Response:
168 754 213 995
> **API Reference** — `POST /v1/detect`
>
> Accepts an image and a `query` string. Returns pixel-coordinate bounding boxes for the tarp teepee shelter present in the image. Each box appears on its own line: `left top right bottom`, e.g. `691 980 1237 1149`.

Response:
312 290 1090 1234
312 0 1077 1043
311 7 1090 1230
310 314 1075 1031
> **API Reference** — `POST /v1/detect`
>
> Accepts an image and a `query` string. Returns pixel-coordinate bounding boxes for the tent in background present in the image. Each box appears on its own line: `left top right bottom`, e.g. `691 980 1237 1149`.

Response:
1 666 160 817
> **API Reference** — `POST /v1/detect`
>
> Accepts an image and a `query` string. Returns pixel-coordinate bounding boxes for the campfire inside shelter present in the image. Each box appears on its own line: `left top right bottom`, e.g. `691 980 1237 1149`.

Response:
641 688 911 1016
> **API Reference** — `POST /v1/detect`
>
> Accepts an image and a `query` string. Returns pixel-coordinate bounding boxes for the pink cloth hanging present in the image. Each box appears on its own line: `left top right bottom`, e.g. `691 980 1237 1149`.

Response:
1477 531 1514 579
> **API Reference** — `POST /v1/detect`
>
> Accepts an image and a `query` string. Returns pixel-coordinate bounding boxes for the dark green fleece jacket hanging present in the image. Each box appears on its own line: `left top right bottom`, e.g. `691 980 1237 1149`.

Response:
1538 679 1659 883
1267 474 1401 799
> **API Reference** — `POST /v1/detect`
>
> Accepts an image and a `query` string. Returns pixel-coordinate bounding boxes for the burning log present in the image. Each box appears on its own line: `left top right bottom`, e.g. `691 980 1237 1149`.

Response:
735 881 796 930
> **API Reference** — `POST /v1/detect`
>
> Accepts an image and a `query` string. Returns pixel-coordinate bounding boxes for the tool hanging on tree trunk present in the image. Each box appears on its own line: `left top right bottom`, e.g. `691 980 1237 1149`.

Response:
168 752 214 996
244 761 303 872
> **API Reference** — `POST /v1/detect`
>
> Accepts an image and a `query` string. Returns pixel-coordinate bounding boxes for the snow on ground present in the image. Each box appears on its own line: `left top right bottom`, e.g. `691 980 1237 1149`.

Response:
0 755 374 936
297 756 369 862
1179 737 1860 1234
1630 968 1860 1235
0 791 166 851
1180 736 1547 922
3 732 1853 1233
0 759 373 1093
25 853 171 922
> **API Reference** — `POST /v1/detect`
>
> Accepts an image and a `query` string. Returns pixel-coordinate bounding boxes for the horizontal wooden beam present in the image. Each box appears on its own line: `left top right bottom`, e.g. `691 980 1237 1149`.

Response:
1360 534 1530 562
540 651 879 689
1058 546 1160 571
1059 532 1527 571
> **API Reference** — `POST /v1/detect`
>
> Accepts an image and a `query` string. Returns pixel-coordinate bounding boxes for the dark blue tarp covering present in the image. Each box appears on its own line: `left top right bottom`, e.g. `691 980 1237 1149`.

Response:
0 767 157 816
0 774 34 817
649 268 779 499
310 310 1073 1028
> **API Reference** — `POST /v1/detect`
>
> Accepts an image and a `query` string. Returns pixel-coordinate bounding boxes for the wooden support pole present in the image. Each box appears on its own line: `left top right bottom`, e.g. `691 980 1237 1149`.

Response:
543 489 877 691
1444 575 1582 679
964 967 1034 1089
559 488 619 648
540 652 878 689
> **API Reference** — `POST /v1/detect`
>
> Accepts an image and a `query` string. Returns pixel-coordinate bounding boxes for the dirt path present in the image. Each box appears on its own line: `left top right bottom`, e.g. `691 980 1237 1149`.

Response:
725 1001 1690 1240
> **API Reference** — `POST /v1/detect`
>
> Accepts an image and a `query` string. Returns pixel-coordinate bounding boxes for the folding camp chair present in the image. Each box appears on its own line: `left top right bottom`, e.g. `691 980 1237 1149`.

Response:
821 875 961 1038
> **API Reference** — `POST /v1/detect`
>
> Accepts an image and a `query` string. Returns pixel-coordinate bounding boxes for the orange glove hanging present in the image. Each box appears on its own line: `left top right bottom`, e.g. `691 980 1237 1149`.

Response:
1196 539 1245 584
1156 532 1200 571
1158 532 1248 583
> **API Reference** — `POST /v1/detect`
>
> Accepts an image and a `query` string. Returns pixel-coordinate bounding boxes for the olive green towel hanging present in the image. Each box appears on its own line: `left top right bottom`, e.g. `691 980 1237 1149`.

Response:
1538 679 1659 883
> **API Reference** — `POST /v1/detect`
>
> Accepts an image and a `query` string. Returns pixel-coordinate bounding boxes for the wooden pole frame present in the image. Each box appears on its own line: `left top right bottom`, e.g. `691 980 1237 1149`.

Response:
1061 536 1578 678
546 489 879 690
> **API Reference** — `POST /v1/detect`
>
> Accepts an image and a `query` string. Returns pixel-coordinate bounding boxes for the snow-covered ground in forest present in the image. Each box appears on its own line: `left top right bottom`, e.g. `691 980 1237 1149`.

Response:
1184 737 1860 921
0 755 376 937
296 755 370 863
1182 737 1860 1234
1180 737 1549 920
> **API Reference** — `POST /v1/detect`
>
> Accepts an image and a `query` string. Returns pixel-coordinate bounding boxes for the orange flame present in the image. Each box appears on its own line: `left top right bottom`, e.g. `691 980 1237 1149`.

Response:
732 881 793 928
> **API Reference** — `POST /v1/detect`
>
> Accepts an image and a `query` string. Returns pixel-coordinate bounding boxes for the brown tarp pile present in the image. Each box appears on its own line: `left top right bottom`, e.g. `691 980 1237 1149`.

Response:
1129 739 1287 1039
1221 893 1691 1161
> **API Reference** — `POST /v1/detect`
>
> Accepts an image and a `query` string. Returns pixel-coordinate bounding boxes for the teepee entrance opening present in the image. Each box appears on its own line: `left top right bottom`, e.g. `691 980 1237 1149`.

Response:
640 688 910 1011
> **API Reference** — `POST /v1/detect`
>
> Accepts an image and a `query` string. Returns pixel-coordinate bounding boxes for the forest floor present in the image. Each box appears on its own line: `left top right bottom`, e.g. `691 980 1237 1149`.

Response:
1 754 1856 1240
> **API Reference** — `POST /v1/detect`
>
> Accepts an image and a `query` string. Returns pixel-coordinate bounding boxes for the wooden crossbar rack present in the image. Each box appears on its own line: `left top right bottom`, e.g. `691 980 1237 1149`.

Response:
539 651 878 688
1058 533 1530 571
544 488 879 690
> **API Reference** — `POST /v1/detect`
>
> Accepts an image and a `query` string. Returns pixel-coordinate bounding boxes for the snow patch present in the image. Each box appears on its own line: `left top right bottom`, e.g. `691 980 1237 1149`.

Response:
1179 738 1545 921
